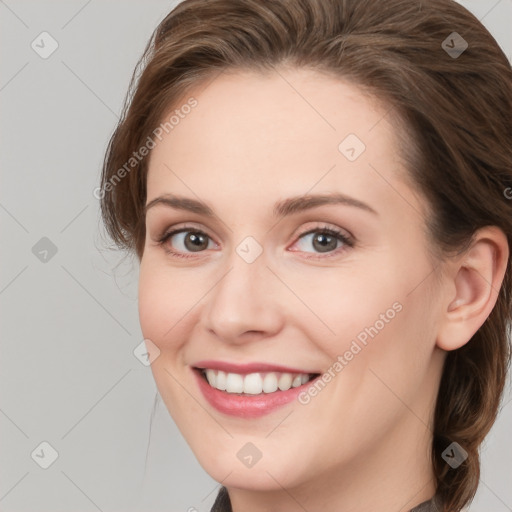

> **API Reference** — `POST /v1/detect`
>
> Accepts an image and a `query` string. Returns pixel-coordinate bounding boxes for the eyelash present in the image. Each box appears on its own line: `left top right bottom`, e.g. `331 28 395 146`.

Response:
156 223 355 260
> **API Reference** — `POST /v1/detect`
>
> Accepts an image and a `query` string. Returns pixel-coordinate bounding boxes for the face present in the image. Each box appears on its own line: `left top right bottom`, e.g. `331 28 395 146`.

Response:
138 67 447 493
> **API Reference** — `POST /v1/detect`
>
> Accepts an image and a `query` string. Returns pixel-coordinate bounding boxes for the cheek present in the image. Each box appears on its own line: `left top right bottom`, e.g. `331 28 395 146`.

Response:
329 264 440 426
138 266 163 341
138 261 187 352
282 257 407 359
301 249 439 400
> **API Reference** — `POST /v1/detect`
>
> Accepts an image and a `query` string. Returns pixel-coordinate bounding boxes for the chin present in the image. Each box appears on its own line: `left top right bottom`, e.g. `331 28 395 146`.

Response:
185 433 315 492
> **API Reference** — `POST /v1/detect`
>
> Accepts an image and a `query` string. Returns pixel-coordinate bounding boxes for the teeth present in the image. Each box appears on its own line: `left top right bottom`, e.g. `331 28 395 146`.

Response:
278 373 292 391
292 375 302 388
202 369 312 395
243 373 263 394
205 369 216 387
225 373 244 393
216 370 227 390
262 372 278 393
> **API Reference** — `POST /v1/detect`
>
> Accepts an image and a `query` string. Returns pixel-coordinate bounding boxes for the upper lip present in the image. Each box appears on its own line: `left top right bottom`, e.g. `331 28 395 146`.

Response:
193 360 319 375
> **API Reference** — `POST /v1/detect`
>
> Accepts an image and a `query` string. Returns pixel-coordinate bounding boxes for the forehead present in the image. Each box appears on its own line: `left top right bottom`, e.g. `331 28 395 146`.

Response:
146 67 412 215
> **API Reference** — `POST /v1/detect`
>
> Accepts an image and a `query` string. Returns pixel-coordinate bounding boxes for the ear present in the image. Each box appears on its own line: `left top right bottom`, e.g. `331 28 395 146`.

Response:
437 226 509 351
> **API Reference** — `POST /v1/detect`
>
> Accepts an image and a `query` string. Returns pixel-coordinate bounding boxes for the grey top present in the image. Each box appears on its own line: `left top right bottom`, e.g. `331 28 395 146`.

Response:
210 486 443 512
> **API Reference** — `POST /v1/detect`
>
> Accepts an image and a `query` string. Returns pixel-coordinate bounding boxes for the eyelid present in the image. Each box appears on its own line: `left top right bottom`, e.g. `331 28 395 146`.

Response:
292 222 354 244
157 222 215 242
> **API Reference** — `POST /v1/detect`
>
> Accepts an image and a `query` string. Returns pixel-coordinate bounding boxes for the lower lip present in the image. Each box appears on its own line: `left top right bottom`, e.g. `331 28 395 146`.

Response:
193 369 314 418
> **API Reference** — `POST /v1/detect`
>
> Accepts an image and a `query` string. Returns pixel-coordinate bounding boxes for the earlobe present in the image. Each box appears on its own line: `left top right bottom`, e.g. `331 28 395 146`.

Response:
437 227 509 352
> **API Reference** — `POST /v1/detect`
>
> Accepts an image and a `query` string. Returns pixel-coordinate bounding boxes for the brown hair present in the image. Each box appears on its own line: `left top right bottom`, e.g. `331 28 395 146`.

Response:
100 0 512 509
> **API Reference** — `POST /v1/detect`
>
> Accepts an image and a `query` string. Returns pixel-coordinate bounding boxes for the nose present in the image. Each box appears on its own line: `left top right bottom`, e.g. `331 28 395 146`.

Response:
199 250 284 345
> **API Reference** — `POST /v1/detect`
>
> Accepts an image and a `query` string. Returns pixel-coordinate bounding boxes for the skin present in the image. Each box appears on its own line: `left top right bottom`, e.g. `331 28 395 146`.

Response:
138 67 508 512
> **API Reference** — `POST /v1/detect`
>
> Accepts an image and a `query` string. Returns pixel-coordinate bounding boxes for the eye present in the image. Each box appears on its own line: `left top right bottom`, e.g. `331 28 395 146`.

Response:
157 223 354 259
157 226 216 258
290 226 354 258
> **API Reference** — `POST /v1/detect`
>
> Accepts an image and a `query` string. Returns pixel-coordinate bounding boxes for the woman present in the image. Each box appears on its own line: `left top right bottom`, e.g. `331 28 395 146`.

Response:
99 0 512 510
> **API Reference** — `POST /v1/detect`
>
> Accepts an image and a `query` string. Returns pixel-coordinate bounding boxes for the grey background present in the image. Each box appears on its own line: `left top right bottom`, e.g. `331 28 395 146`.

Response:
1 1 511 511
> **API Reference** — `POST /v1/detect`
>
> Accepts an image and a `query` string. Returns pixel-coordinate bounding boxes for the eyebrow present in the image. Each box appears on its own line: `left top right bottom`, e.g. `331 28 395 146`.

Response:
145 192 378 217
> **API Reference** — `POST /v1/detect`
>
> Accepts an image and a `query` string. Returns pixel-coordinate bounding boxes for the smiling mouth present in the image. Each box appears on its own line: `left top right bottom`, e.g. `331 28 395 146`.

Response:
195 368 320 395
